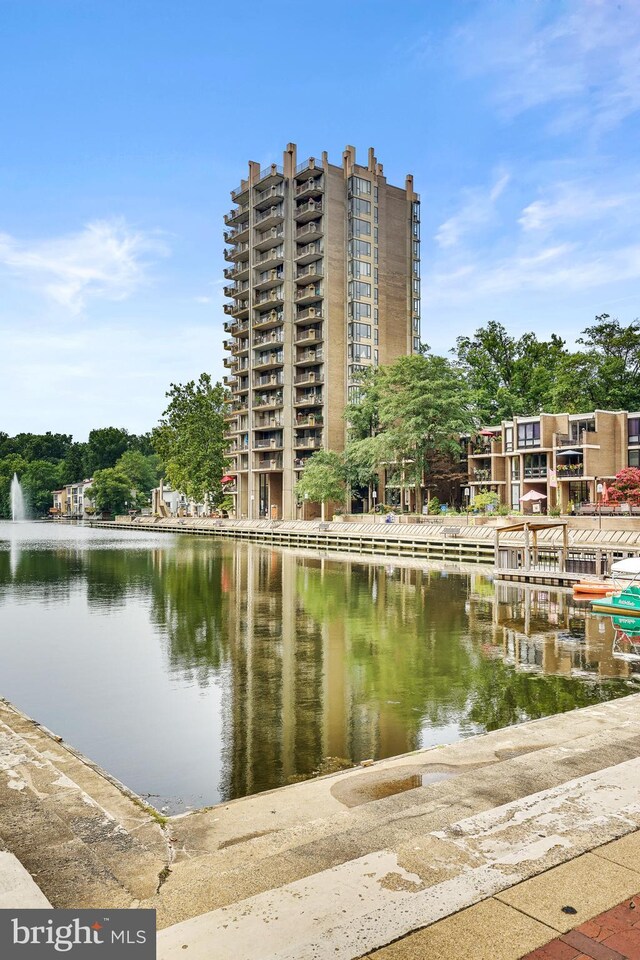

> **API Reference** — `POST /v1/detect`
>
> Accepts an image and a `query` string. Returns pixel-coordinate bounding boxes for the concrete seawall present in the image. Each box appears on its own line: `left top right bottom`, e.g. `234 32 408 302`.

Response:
3 693 640 958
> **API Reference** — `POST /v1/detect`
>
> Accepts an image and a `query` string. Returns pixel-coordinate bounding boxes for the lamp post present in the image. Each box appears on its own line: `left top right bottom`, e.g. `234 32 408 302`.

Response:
596 481 603 531
304 491 309 521
372 489 377 517
464 487 470 525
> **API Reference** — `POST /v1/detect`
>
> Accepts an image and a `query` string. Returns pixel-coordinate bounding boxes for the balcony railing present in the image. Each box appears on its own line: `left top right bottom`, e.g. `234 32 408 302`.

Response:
523 467 548 478
295 177 323 197
296 414 323 427
255 184 284 206
255 205 284 225
253 330 284 346
254 373 284 387
254 437 283 449
254 392 283 408
557 464 585 478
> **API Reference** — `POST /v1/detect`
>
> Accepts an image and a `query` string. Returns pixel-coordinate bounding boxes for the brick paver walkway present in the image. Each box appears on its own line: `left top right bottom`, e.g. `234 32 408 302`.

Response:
521 894 640 959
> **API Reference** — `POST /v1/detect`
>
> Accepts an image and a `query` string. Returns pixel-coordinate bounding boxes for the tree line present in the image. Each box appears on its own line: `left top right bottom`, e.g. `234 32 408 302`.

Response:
0 427 162 518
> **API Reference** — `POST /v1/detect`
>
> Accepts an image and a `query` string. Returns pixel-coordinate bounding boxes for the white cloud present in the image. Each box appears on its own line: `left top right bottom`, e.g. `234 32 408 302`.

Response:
435 171 510 248
0 218 168 313
451 0 640 134
426 242 640 304
519 179 640 232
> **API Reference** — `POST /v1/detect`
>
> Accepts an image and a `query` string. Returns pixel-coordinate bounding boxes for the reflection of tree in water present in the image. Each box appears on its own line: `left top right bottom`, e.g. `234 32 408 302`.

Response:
465 652 631 731
296 563 480 753
148 543 230 686
0 543 84 605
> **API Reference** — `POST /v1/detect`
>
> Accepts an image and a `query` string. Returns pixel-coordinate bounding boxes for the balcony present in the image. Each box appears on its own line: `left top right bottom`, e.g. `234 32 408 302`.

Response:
294 390 323 408
254 226 284 252
225 300 250 319
224 222 250 245
255 205 284 229
254 436 283 450
255 247 284 268
232 339 249 356
255 289 284 308
254 456 283 471
231 180 249 203
224 281 250 299
295 326 323 345
255 163 284 189
253 309 283 332
223 202 250 226
296 348 323 366
523 467 548 479
294 370 323 385
254 372 284 388
295 157 322 178
472 469 491 481
253 351 284 371
294 436 323 450
296 222 323 242
224 261 250 282
295 305 322 324
557 463 585 479
254 269 284 292
253 329 284 347
295 284 322 305
295 176 323 200
254 392 284 410
295 240 323 265
224 241 250 261
294 199 323 223
254 414 283 429
223 375 237 389
296 413 323 427
294 456 312 470
296 263 323 284
254 184 284 209
229 319 249 336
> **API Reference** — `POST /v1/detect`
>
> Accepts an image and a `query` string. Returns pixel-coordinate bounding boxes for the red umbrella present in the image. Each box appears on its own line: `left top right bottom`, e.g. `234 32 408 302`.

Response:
601 482 609 503
479 429 499 436
221 475 235 484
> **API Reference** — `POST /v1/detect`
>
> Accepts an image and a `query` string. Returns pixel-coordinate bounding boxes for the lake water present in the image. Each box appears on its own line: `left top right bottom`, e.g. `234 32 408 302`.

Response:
1 521 637 814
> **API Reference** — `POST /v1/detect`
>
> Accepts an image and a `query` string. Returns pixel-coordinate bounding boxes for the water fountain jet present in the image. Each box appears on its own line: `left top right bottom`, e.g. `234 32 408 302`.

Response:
10 473 26 522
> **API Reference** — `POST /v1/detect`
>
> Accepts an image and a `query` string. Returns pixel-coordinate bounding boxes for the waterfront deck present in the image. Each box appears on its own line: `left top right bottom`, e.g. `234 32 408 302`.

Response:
85 516 640 585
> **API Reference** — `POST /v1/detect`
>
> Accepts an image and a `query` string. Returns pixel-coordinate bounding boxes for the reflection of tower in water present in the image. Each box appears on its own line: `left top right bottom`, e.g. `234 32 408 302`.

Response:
219 547 417 801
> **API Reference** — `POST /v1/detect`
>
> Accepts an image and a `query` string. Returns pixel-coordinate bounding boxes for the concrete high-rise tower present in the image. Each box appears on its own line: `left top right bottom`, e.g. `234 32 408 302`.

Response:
222 143 420 520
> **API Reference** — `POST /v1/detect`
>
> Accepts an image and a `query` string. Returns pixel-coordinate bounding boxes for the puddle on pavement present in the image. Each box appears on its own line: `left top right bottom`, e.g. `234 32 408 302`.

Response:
331 767 459 807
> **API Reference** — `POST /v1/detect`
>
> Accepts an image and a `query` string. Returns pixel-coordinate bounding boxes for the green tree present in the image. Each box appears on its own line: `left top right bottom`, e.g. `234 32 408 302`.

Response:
455 321 566 421
86 427 131 473
374 352 475 510
115 450 161 504
90 467 132 516
0 455 29 519
22 460 64 516
61 442 88 484
295 450 347 520
552 315 640 412
151 373 228 506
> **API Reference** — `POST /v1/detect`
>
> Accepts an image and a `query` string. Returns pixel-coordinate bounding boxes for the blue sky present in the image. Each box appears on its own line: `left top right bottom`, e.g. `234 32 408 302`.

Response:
1 0 639 439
